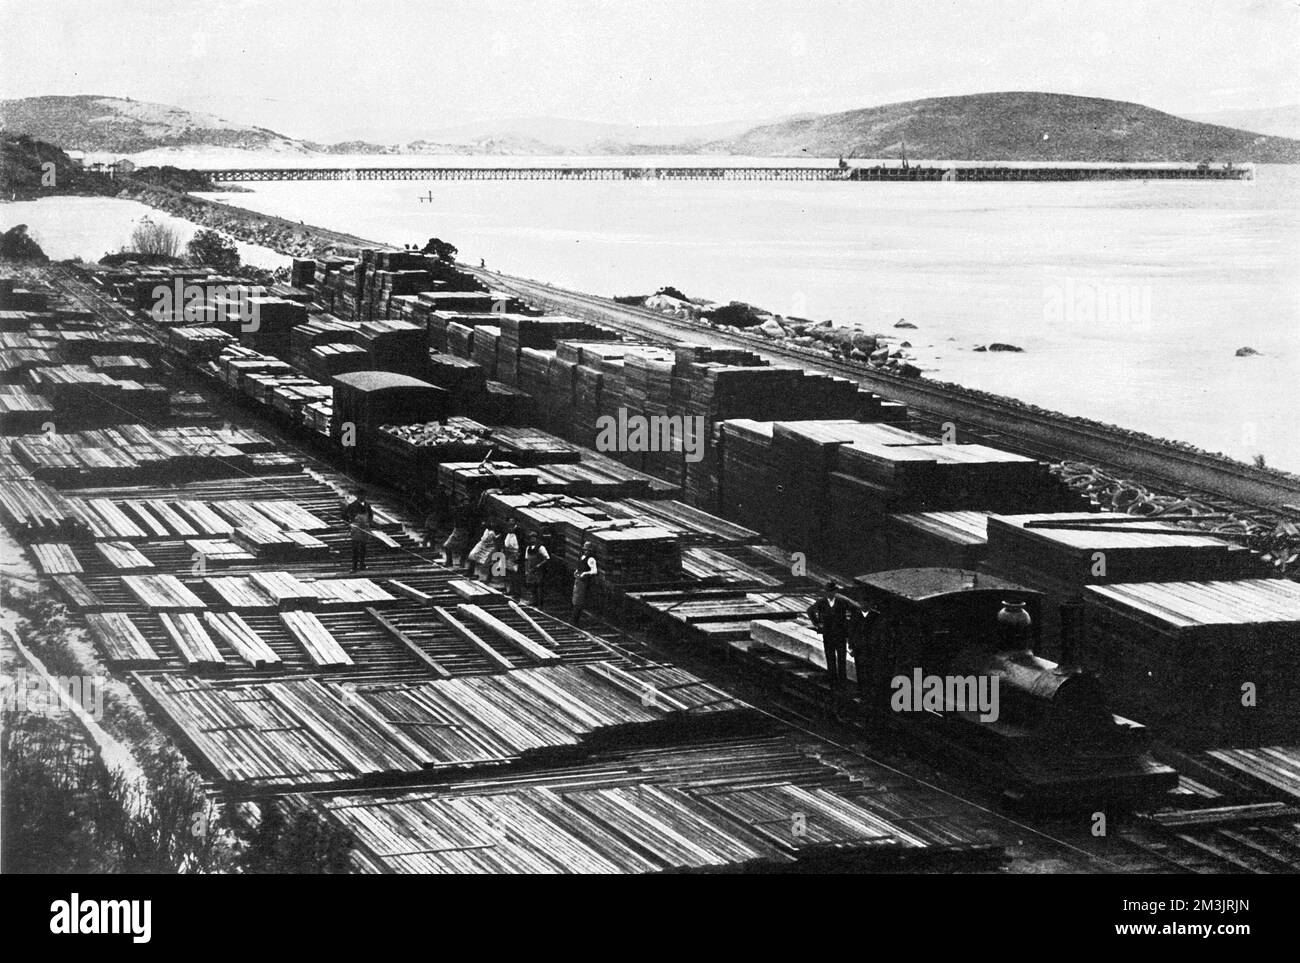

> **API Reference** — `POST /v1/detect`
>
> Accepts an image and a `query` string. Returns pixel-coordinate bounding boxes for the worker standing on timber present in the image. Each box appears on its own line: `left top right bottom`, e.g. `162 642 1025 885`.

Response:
806 582 851 692
467 526 499 581
441 496 470 568
342 488 374 572
571 541 599 628
523 532 550 607
846 600 882 699
502 523 524 597
423 508 440 549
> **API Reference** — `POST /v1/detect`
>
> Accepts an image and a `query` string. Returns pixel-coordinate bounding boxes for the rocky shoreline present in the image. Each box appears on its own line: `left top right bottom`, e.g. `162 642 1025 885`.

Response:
619 289 1028 378
114 186 1295 487
112 182 382 259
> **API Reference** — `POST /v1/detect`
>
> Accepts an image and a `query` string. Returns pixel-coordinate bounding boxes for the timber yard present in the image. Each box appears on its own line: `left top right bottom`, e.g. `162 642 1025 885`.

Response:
3 234 1300 878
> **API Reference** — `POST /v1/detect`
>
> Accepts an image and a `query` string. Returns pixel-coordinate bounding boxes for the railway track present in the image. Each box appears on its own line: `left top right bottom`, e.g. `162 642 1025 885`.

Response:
466 265 1300 523
36 265 1300 874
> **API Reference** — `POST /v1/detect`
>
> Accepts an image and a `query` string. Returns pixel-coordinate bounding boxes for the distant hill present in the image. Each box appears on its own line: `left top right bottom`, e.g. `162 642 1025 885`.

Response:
0 95 307 154
6 92 1298 163
709 92 1300 163
1186 104 1300 141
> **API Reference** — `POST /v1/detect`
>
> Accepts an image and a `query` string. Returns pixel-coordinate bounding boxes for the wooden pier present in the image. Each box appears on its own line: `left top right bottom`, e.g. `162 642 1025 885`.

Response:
197 163 1254 183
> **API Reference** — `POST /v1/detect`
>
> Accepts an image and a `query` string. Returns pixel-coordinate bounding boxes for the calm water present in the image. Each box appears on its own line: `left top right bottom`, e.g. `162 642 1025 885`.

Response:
205 159 1300 471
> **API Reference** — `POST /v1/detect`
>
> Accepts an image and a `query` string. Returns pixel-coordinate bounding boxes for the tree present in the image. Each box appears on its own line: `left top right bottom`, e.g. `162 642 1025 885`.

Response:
186 229 241 270
421 237 458 262
0 224 48 262
128 217 181 258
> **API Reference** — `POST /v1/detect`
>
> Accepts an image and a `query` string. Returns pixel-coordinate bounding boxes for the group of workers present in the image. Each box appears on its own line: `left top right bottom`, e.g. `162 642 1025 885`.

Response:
346 489 879 685
342 487 602 627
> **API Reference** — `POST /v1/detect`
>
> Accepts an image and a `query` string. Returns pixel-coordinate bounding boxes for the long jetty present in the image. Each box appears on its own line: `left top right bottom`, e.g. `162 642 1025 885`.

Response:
197 163 1254 183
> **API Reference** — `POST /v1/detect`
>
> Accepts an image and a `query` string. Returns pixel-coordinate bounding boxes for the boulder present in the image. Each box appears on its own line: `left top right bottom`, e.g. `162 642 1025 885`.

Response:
988 343 1024 352
894 319 917 329
850 331 878 352
1235 346 1261 357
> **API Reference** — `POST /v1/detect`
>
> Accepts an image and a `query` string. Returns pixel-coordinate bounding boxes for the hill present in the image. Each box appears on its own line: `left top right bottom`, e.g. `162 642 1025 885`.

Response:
6 92 1299 163
0 95 307 154
710 92 1300 163
1187 104 1300 141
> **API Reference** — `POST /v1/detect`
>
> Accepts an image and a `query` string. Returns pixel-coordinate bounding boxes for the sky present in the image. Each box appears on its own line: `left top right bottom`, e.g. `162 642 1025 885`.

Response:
1 0 1298 141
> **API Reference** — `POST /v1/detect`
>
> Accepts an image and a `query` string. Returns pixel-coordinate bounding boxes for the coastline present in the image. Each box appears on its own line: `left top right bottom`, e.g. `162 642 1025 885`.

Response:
33 181 1295 489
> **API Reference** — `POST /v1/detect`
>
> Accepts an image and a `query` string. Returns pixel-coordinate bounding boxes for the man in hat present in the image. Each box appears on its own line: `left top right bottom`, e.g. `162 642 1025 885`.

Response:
342 488 374 572
571 541 599 628
806 581 852 692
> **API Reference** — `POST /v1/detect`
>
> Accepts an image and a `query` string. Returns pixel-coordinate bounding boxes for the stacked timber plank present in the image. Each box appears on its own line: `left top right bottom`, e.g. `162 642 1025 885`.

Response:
83 612 162 666
1083 579 1300 744
679 544 810 588
488 425 584 467
167 326 236 361
122 574 206 611
751 619 856 682
308 734 981 874
425 350 487 399
30 542 82 574
95 541 154 571
231 525 330 560
469 324 501 378
477 381 532 426
136 662 744 789
987 512 1261 588
239 296 307 360
1205 747 1300 802
188 539 255 565
281 611 353 666
5 426 280 484
627 588 816 643
881 511 990 571
355 320 427 378
583 525 682 586
310 578 397 607
438 461 537 502
306 342 369 382
204 612 282 667
0 384 56 432
159 612 226 669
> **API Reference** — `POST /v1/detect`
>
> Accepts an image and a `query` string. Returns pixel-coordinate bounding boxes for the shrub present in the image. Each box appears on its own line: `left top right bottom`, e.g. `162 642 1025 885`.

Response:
186 228 241 270
421 237 458 262
0 224 49 262
128 217 181 258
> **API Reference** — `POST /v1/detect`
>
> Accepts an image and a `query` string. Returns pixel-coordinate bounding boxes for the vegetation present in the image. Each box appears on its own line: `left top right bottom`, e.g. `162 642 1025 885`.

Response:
186 228 241 270
239 800 354 874
0 133 115 198
0 224 48 262
2 591 352 873
421 237 459 262
128 216 182 259
0 94 299 154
